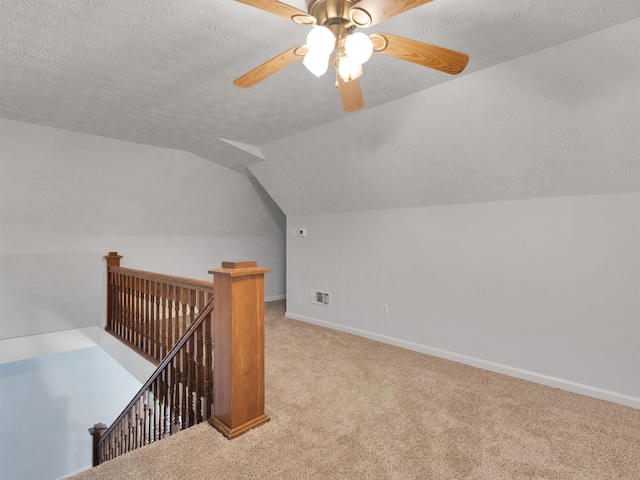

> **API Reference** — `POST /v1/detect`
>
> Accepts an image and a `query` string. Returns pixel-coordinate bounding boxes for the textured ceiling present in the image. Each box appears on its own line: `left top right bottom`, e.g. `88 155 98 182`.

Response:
1 0 639 173
250 18 640 215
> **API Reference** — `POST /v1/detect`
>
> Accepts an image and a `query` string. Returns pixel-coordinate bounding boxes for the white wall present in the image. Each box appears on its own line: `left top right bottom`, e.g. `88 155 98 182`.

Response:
0 347 143 480
0 119 286 340
246 19 639 407
286 193 640 407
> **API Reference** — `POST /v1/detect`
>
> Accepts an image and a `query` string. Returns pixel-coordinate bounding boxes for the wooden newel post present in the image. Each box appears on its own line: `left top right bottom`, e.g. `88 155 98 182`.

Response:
104 251 123 268
103 252 123 332
208 261 271 439
89 423 107 466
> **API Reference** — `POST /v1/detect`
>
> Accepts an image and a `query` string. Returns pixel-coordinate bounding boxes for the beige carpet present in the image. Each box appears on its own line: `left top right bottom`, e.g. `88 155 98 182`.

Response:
69 301 640 479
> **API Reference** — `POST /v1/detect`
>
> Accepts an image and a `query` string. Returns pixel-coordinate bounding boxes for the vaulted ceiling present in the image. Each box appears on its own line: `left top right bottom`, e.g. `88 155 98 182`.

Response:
1 1 639 213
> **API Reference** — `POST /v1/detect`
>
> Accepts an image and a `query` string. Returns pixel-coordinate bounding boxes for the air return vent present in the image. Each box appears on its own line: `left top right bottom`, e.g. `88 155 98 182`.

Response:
310 290 331 306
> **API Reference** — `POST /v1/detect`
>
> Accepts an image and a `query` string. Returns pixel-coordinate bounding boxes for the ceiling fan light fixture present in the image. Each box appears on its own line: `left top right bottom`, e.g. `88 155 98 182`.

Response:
337 55 363 82
233 0 470 113
344 32 374 64
303 50 330 77
306 26 336 56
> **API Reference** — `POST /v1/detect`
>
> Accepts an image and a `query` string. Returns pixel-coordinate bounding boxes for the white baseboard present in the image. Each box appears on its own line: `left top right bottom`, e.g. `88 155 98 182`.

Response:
285 312 640 410
266 294 286 302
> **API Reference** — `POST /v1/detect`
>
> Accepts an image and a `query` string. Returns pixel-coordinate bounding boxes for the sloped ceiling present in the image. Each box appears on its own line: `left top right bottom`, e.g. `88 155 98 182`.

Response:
1 1 639 212
250 18 640 214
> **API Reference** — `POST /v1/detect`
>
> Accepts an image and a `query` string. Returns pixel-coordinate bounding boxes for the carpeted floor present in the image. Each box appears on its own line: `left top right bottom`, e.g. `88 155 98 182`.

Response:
69 300 640 479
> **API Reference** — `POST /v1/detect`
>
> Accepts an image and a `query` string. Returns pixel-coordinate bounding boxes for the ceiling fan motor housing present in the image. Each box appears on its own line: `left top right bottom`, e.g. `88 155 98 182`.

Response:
307 0 359 26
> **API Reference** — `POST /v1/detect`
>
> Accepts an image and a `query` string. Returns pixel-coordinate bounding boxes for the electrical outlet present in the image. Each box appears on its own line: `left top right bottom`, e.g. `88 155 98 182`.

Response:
382 304 389 316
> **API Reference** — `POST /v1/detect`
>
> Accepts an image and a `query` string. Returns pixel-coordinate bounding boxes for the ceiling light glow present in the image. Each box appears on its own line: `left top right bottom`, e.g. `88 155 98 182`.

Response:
306 26 336 56
337 55 363 82
303 50 330 77
344 32 373 64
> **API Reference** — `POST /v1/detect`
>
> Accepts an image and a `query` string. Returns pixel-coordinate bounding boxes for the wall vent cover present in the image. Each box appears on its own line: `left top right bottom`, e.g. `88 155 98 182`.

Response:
311 290 331 306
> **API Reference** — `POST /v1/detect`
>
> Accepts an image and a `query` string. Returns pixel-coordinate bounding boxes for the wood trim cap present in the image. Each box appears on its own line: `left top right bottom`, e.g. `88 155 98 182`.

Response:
221 261 257 269
209 261 270 278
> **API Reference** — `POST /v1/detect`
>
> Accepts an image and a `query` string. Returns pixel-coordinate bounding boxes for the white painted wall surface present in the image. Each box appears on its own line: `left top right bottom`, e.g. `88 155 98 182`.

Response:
0 119 285 340
0 347 142 480
286 193 640 407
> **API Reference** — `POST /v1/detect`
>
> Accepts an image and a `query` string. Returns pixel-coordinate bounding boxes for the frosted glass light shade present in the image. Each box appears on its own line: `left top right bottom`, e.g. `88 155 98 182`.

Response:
344 32 373 64
303 51 330 77
306 26 336 56
337 56 363 82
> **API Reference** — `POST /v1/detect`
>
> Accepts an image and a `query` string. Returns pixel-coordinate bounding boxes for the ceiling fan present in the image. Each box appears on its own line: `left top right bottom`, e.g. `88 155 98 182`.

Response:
233 0 469 112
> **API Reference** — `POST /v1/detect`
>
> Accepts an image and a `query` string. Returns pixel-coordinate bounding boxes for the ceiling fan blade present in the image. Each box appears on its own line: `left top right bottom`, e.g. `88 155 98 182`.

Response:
235 0 315 24
349 0 433 27
234 45 308 88
371 33 469 75
337 76 364 112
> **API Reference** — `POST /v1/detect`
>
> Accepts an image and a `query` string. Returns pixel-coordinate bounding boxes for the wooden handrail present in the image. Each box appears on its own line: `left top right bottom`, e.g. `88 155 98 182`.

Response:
91 254 271 465
104 254 213 364
94 299 214 464
109 266 213 291
106 300 213 434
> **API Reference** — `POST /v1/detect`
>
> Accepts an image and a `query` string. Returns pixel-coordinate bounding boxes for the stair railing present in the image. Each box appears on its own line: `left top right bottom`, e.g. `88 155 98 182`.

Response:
91 254 271 466
104 252 213 364
90 299 214 465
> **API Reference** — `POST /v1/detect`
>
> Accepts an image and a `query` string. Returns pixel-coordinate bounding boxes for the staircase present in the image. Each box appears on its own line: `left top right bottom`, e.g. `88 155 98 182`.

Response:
89 253 270 466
